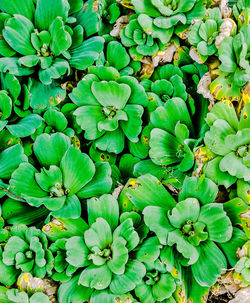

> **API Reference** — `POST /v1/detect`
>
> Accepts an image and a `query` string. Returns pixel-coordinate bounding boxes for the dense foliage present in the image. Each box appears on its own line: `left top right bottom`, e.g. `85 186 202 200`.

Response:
0 0 249 302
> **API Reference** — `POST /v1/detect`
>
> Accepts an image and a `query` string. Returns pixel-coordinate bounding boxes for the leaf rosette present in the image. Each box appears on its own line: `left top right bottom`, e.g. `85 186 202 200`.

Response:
2 224 53 278
188 8 223 62
69 66 148 154
126 174 247 287
204 102 250 187
9 132 112 218
64 194 146 298
0 0 104 84
132 0 207 38
149 97 196 172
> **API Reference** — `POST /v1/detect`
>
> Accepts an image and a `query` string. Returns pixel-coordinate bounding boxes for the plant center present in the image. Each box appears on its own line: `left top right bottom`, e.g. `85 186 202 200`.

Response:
145 270 161 286
102 106 117 119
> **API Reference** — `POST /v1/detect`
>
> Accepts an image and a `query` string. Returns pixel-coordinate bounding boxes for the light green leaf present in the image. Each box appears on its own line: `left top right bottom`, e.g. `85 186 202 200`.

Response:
167 229 199 265
60 146 95 196
168 198 200 229
0 0 35 20
108 237 128 275
6 114 43 137
52 195 81 219
79 264 112 290
69 36 104 70
113 219 139 252
120 104 143 143
0 144 27 179
33 132 70 167
10 163 46 198
191 240 227 287
84 218 112 250
87 194 119 231
107 41 130 71
92 81 131 109
49 17 72 56
66 236 89 267
205 157 237 188
95 128 125 154
179 176 218 205
77 162 112 199
136 236 162 263
199 203 232 243
110 260 146 294
35 0 70 30
143 206 174 245
126 174 177 211
3 15 35 55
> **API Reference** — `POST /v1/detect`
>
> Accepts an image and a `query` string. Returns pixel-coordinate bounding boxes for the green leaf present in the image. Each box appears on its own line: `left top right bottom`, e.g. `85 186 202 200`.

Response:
35 0 70 30
49 17 72 56
219 36 237 73
0 0 35 20
120 104 143 142
191 240 227 287
0 250 19 286
107 41 130 71
223 197 249 225
92 81 131 109
69 37 104 70
136 237 162 263
77 162 112 199
149 128 181 166
0 144 27 179
0 91 12 120
10 163 46 199
179 176 218 205
3 15 35 55
6 114 43 137
113 219 139 252
167 229 199 265
52 195 81 219
79 264 112 290
95 128 125 154
205 157 237 188
35 165 62 193
74 105 105 140
69 74 99 107
38 59 70 85
3 236 29 265
110 260 146 294
29 79 66 110
33 132 70 167
85 218 112 250
219 227 247 267
220 151 250 182
199 203 232 243
66 236 89 267
43 109 68 132
151 98 194 136
108 237 128 275
168 198 200 229
126 174 177 211
152 273 176 301
60 146 95 196
87 194 119 231
143 206 174 245
58 273 93 303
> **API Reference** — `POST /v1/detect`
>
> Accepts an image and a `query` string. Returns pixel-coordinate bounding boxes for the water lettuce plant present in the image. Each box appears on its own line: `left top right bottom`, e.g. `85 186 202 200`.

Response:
0 0 104 84
69 66 148 154
204 102 250 187
126 174 247 288
9 132 112 218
